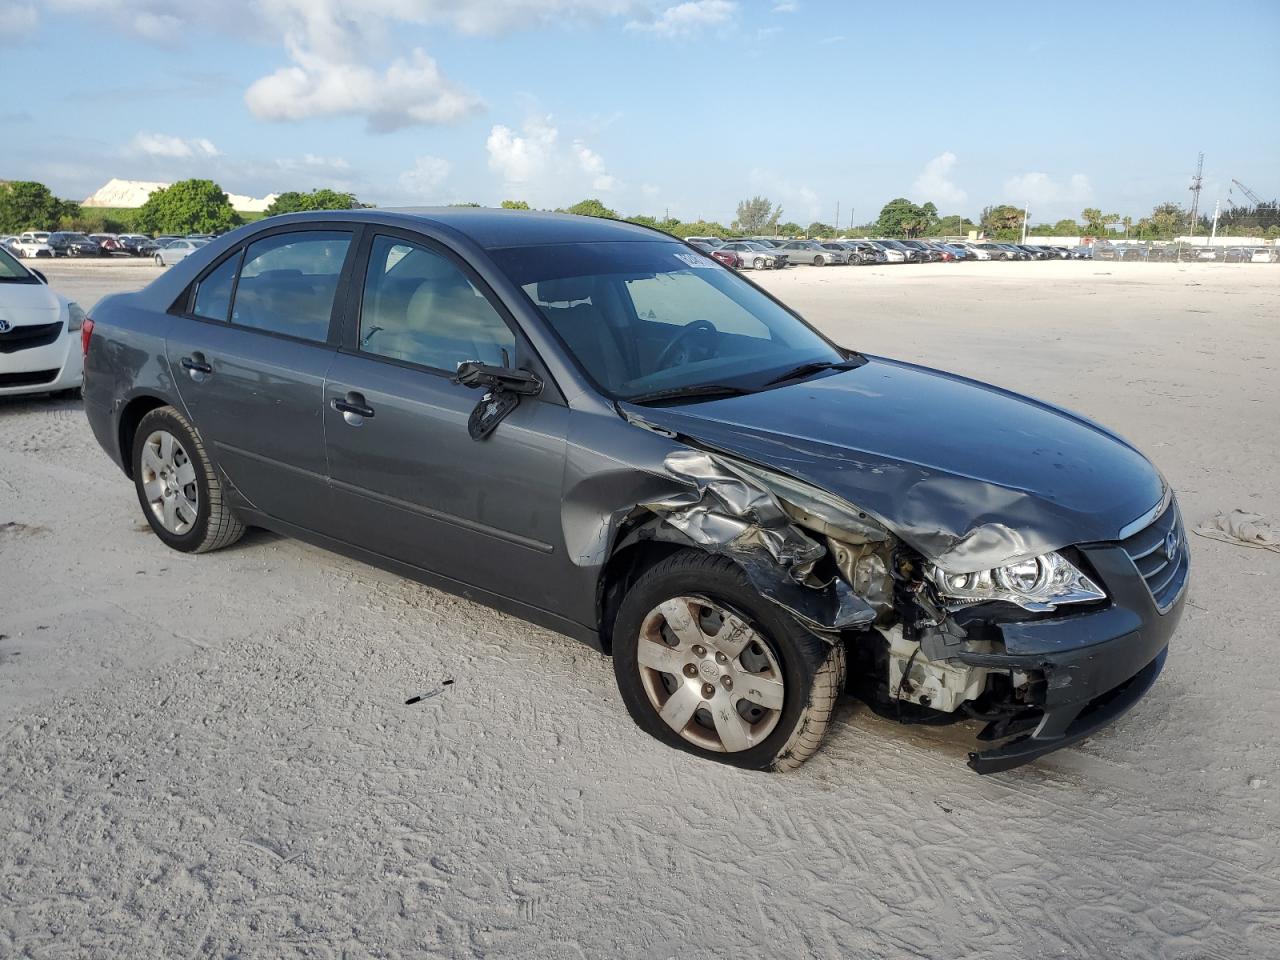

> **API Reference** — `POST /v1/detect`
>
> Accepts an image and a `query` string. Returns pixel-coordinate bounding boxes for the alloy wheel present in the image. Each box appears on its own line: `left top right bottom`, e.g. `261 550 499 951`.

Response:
636 596 785 753
139 429 199 534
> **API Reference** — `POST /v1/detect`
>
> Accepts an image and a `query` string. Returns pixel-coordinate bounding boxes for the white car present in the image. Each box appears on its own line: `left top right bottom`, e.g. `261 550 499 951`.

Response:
0 246 86 397
1250 247 1276 264
952 241 991 260
9 236 55 259
154 238 208 267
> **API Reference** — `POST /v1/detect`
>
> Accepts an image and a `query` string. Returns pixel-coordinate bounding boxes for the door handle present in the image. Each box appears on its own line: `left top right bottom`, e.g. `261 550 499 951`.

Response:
331 392 375 425
180 355 212 380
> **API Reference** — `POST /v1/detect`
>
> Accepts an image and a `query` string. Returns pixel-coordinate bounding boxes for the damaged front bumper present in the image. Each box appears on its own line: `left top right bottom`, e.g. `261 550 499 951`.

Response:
956 541 1187 773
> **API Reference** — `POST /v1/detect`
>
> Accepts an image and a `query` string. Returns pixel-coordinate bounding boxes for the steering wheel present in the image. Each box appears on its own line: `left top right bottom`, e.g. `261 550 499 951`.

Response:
655 319 719 371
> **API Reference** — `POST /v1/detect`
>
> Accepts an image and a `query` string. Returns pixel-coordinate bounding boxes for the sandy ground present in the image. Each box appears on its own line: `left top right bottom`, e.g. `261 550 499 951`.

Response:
1 258 1278 958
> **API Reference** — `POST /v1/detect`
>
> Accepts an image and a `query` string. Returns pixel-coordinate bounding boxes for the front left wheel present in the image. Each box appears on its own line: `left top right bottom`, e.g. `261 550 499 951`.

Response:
132 405 245 553
612 551 844 772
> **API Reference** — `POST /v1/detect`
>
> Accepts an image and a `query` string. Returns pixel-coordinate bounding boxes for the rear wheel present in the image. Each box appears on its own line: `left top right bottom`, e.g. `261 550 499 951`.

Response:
612 551 844 771
813 255 825 267
132 405 244 553
753 257 766 270
154 254 164 266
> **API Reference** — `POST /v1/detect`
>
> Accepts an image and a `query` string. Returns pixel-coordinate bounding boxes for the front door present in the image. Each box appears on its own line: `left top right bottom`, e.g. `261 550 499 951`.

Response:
322 232 571 612
165 228 355 531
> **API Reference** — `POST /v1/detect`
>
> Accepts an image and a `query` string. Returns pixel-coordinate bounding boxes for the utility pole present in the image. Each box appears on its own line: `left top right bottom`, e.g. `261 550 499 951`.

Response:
1188 152 1204 236
1209 199 1221 243
1021 203 1030 244
834 201 840 237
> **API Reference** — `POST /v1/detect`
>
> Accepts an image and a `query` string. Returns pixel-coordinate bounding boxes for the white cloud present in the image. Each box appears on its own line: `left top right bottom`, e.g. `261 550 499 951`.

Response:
1004 171 1093 209
399 155 452 198
245 47 482 132
485 116 623 203
487 116 560 185
820 34 845 44
772 1 798 11
748 169 820 222
912 152 967 206
573 141 618 191
0 2 38 43
128 132 221 159
628 0 735 36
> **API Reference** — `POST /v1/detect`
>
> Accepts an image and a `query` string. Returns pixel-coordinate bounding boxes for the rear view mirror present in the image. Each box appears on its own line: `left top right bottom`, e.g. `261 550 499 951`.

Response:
453 361 543 440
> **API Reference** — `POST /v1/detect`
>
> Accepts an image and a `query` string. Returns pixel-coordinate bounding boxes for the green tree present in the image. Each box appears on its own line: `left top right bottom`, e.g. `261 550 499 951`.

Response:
135 179 239 235
980 204 1024 240
667 219 730 239
1147 202 1187 239
776 221 803 236
0 180 80 233
500 199 530 210
806 222 835 237
876 198 931 237
732 196 782 234
263 189 362 216
1052 218 1082 234
562 198 617 219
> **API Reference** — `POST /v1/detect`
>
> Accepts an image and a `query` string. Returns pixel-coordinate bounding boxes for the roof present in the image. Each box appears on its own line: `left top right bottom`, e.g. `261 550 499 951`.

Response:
374 207 665 249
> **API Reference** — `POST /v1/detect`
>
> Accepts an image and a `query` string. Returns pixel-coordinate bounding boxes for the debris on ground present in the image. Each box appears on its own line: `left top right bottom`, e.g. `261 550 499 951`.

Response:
1194 510 1280 553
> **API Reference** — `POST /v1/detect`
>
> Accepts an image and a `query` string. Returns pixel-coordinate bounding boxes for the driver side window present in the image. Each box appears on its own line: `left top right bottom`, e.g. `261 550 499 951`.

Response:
359 235 516 372
624 272 771 339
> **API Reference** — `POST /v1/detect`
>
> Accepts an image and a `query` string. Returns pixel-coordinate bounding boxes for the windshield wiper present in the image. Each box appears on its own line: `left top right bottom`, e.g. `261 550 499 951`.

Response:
627 383 755 405
763 358 861 387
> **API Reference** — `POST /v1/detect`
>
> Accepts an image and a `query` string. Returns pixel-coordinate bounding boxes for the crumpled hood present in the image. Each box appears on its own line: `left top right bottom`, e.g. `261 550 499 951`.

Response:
0 281 61 325
620 357 1164 572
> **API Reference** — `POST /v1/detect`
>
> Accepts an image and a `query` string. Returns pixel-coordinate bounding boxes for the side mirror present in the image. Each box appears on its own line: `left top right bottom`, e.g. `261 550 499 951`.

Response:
31 269 47 284
453 361 543 440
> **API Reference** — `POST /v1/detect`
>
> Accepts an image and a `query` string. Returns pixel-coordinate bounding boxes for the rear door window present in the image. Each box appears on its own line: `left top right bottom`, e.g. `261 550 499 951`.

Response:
230 231 352 342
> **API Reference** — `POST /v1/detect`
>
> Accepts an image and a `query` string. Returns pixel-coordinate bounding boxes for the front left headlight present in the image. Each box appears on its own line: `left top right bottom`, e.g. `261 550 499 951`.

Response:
927 552 1105 612
66 302 86 332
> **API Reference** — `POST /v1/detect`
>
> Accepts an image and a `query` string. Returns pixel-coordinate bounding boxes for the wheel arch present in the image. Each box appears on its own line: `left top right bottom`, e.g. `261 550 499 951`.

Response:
596 514 690 655
117 394 171 479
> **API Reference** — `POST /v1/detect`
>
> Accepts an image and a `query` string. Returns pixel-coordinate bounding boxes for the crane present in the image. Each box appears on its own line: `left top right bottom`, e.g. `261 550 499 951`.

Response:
1230 179 1263 206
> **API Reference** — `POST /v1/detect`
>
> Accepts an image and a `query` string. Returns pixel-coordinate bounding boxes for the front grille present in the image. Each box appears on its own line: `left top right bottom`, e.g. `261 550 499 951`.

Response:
0 369 59 387
1118 500 1189 613
0 321 64 354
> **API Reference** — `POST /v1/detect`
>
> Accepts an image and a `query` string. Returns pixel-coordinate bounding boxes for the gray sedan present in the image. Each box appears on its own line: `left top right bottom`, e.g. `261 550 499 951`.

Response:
82 209 1186 775
774 240 845 265
719 241 787 269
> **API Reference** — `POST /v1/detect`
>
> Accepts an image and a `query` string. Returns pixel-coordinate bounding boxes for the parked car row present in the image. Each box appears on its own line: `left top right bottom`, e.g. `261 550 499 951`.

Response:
686 236 1092 268
1093 243 1277 263
1 230 216 260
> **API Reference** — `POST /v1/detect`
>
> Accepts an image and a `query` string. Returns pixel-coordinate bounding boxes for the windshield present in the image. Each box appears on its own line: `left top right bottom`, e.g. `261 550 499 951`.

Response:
0 247 37 282
491 240 845 400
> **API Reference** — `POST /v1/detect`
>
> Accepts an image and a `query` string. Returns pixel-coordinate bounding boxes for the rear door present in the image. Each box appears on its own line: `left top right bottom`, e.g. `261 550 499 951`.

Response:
165 226 357 531
322 230 571 611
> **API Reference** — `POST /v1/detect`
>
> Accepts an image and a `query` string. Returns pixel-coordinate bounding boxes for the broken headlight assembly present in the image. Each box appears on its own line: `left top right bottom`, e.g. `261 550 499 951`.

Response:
927 552 1105 612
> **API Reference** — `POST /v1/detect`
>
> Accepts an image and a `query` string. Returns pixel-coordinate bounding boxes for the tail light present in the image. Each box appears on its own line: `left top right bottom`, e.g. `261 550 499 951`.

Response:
80 317 95 357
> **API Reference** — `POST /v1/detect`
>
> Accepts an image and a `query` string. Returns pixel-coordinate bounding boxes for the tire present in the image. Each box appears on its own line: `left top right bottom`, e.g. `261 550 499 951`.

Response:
612 550 844 772
155 255 164 267
813 256 825 267
754 257 766 270
131 405 245 554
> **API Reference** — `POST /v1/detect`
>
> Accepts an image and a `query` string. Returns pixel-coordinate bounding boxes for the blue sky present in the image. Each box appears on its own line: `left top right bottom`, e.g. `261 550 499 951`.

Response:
3 0 1278 224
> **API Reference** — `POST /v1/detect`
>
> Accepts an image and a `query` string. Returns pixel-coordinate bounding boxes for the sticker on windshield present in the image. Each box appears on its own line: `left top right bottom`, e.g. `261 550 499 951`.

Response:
673 252 717 268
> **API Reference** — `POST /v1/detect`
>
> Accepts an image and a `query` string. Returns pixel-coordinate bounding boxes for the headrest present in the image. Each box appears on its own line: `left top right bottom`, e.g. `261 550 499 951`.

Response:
536 276 594 304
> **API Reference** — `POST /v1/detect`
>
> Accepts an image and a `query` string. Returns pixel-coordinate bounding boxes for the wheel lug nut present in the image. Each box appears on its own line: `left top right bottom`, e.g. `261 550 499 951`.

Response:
715 651 727 664
701 683 716 699
683 663 698 678
692 645 706 658
721 676 733 690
